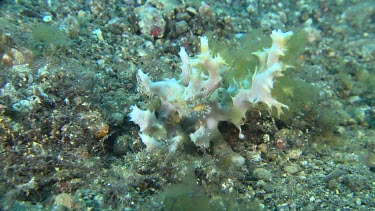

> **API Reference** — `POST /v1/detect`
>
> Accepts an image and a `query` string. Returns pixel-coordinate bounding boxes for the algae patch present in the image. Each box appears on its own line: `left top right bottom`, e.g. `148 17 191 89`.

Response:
31 23 70 46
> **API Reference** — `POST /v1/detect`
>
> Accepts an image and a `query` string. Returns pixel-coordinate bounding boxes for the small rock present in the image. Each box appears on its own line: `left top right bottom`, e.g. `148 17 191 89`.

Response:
113 135 130 155
287 149 303 160
198 2 212 17
284 165 300 174
186 7 198 16
136 6 166 38
356 198 362 205
175 21 188 35
253 168 273 181
42 15 52 22
55 193 86 210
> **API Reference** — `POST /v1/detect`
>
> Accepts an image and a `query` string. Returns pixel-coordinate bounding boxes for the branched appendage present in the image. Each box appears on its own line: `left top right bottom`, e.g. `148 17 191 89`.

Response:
136 71 146 96
249 62 289 115
248 30 293 116
231 30 293 138
181 36 227 103
136 69 150 97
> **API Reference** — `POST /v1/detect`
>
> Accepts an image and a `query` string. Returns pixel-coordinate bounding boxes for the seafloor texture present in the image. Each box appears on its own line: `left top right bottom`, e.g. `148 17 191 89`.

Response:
0 0 374 210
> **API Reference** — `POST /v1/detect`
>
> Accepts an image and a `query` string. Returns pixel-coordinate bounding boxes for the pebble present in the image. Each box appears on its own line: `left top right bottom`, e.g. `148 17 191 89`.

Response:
55 193 86 210
284 165 300 174
42 15 52 22
253 168 273 181
186 7 198 15
175 21 188 35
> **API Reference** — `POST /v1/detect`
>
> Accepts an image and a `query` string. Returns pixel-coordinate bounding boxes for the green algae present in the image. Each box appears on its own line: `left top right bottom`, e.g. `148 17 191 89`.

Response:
31 23 70 47
272 77 320 120
206 28 307 86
